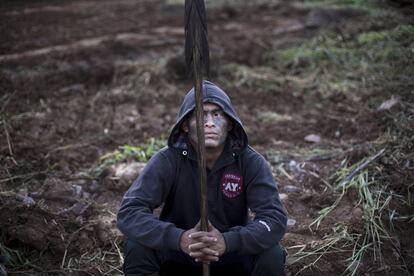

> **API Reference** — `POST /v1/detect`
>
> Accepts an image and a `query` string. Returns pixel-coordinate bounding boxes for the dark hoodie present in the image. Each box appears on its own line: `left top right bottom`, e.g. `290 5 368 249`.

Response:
117 81 287 255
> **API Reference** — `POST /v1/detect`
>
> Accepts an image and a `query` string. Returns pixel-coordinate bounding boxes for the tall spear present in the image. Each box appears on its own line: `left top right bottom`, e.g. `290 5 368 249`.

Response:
184 0 210 275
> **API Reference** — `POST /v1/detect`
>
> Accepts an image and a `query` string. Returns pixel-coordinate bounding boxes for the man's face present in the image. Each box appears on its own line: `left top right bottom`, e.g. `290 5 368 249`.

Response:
183 103 232 149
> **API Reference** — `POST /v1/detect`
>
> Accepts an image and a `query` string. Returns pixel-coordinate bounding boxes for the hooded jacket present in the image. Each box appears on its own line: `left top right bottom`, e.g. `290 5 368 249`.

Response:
117 81 287 255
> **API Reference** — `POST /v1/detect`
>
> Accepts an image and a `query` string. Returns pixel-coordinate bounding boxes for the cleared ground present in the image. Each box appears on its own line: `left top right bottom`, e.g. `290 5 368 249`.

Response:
1 0 413 274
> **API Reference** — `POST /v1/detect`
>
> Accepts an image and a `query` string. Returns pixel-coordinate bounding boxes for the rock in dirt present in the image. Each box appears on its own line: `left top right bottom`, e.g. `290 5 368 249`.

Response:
288 160 306 174
114 162 146 182
96 214 122 245
377 96 400 111
88 180 101 193
21 196 35 207
41 177 80 202
103 162 146 191
75 215 84 225
304 134 321 143
287 218 297 227
70 202 89 216
285 185 302 193
279 193 288 200
58 84 85 95
15 188 36 207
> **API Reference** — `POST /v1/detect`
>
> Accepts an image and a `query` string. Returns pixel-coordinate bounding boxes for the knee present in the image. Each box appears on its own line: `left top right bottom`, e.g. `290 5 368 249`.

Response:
253 244 285 276
123 239 160 276
124 239 146 260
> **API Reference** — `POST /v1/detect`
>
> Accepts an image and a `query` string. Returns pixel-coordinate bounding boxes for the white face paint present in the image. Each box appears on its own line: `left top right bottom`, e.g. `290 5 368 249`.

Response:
184 103 232 149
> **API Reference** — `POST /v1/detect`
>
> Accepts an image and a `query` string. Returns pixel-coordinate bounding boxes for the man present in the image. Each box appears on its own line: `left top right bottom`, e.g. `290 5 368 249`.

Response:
117 81 287 276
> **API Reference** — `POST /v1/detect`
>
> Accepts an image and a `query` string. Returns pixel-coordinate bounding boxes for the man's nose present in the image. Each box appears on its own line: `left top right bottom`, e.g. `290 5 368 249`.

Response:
204 114 215 127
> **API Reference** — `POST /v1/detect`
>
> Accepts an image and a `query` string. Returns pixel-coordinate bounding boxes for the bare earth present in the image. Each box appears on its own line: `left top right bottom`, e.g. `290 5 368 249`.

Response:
1 0 413 275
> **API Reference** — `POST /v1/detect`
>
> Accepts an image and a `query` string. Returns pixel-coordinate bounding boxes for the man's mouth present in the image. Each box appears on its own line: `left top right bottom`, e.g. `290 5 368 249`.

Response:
205 133 218 138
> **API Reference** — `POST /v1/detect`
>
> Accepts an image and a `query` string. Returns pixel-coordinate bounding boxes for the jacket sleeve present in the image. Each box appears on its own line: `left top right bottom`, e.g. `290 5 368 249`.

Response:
222 152 287 254
116 150 184 251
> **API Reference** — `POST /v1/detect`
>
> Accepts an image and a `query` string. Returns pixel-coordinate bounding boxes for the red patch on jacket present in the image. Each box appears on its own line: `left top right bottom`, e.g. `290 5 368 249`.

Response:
220 173 243 198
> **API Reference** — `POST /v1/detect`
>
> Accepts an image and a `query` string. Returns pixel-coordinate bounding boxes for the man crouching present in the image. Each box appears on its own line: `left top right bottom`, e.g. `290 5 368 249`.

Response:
117 81 287 276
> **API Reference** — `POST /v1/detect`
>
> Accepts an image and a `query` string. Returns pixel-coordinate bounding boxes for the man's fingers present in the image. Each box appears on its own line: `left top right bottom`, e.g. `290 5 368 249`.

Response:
189 251 204 258
189 250 217 257
189 231 209 239
189 231 217 240
199 235 220 245
185 224 224 261
188 241 206 251
189 231 206 239
189 246 219 257
200 247 219 256
193 254 219 262
194 255 219 262
195 236 217 244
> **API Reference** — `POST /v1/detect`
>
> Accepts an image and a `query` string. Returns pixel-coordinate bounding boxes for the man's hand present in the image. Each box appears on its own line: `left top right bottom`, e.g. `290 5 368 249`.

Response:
179 221 226 264
189 222 226 263
179 221 201 256
206 222 226 257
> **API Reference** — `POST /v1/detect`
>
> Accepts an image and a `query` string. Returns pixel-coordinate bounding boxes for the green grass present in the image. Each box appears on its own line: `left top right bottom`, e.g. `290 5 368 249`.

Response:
223 23 414 100
165 0 282 7
287 225 357 275
261 23 413 98
296 0 390 11
61 239 123 275
289 78 413 274
90 138 166 177
0 240 123 275
99 138 166 164
274 25 413 67
296 155 409 275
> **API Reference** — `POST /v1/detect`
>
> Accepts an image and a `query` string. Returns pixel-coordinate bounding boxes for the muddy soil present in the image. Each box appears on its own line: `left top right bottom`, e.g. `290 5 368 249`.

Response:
1 0 413 275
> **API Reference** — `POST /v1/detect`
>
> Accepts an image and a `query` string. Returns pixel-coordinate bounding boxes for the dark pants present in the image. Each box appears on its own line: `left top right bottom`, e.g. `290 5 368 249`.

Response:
123 239 285 276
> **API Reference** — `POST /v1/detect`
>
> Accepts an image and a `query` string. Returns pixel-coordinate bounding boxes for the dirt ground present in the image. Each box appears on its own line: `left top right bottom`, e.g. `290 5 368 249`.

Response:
1 0 413 275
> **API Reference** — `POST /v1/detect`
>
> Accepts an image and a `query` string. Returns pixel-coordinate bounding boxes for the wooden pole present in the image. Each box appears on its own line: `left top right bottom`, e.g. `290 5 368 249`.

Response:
184 1 210 275
193 50 209 276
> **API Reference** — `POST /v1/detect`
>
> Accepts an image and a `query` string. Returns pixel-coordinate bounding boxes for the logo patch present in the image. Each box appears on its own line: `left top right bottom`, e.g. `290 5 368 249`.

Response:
220 173 243 198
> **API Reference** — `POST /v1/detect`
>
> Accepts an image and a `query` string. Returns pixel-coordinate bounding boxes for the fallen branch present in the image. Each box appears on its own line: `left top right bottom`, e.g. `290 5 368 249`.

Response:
337 148 386 188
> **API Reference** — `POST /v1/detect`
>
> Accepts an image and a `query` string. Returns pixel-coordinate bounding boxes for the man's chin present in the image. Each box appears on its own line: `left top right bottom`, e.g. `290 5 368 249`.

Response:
205 141 219 148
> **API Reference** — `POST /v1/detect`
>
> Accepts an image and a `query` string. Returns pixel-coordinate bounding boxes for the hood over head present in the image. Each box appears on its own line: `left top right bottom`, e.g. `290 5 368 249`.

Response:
168 80 248 153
